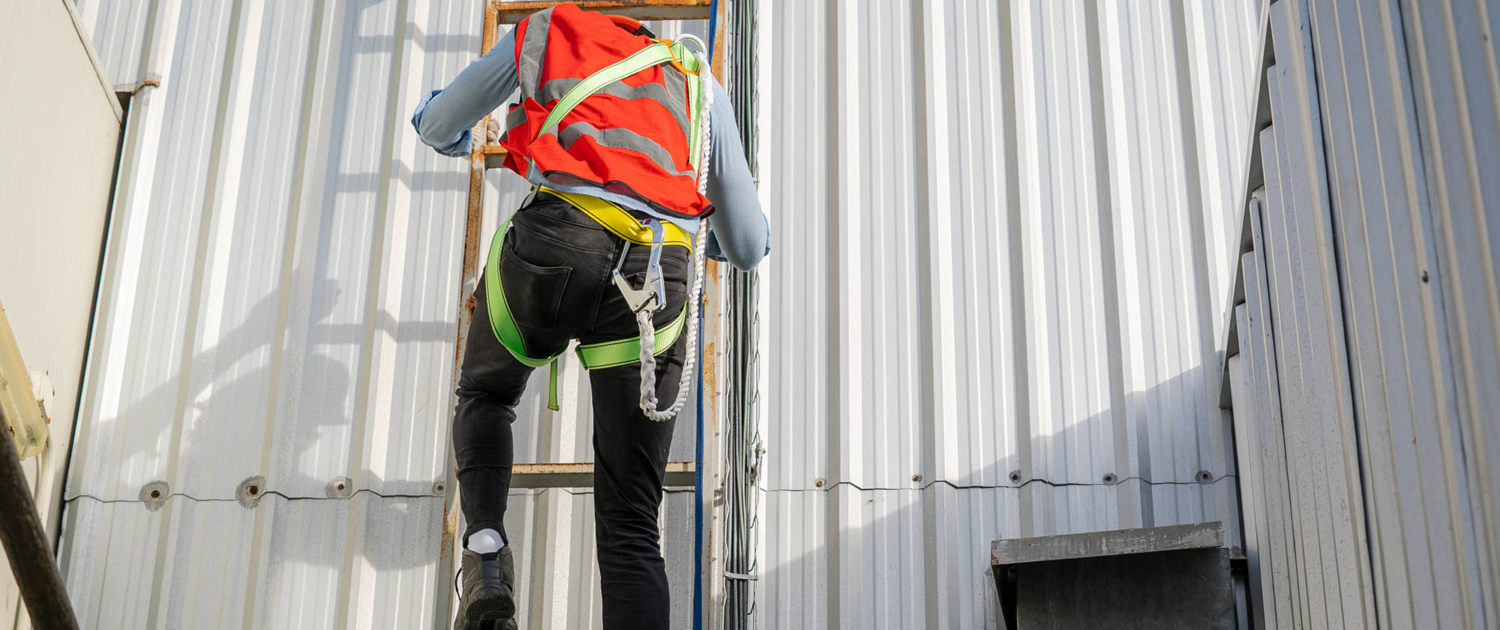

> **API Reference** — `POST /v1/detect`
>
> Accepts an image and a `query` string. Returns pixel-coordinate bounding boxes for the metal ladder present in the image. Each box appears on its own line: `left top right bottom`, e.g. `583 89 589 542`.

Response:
436 2 732 628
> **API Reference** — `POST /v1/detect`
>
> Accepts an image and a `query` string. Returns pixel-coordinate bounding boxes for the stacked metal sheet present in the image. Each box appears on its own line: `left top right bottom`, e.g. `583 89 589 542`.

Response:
1226 0 1499 628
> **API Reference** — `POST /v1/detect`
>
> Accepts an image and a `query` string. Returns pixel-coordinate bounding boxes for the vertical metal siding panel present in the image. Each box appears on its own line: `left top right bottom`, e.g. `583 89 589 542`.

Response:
1268 2 1378 625
1301 0 1489 626
925 0 1046 622
68 0 234 504
1101 0 1245 532
65 0 487 626
918 0 960 625
1263 61 1328 627
1303 0 1416 625
946 0 1019 488
1029 0 1112 489
760 492 827 630
759 0 1261 627
55 496 446 630
1226 348 1266 630
72 0 153 87
1094 2 1140 530
763 0 830 496
1401 0 1500 621
1186 0 1257 343
1243 192 1303 629
1237 259 1280 629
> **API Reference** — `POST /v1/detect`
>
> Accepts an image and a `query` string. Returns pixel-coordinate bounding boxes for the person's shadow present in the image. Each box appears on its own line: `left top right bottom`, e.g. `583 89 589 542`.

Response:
64 274 455 583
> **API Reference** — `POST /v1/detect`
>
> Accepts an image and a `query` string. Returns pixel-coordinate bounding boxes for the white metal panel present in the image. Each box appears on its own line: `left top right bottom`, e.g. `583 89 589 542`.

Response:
1224 350 1263 629
67 0 469 502
756 0 1262 627
58 494 446 630
1299 0 1488 626
65 2 714 627
1236 192 1301 630
71 0 154 88
1183 0 1265 344
1400 0 1500 618
62 1 484 627
1224 1 1500 628
1248 5 1376 628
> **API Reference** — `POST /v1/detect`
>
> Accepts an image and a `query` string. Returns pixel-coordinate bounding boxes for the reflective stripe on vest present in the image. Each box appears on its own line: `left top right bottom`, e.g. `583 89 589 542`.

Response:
552 122 698 179
502 74 694 151
501 3 712 219
516 7 554 94
538 73 691 140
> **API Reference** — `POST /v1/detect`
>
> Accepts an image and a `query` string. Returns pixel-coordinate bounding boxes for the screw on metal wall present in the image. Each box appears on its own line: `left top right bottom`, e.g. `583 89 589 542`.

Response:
238 476 267 508
139 481 170 511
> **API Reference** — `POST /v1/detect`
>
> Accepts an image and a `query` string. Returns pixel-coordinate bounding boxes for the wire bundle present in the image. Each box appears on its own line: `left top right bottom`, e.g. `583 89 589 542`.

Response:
720 0 762 626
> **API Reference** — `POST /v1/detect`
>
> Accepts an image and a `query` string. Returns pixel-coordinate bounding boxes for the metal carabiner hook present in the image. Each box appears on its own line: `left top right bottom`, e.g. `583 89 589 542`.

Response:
610 219 668 314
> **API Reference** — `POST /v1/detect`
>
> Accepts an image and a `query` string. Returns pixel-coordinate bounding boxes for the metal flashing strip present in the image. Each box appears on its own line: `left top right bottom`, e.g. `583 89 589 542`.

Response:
991 522 1225 567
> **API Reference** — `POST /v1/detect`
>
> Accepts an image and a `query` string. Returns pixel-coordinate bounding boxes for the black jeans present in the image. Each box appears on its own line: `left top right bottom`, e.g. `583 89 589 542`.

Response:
452 192 690 630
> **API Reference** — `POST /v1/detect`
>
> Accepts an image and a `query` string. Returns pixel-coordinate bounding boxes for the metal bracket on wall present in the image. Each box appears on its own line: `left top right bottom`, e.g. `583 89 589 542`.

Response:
0 299 49 460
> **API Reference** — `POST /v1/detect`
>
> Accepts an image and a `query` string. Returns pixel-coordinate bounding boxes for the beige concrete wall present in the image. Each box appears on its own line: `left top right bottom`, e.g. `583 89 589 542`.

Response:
0 0 121 627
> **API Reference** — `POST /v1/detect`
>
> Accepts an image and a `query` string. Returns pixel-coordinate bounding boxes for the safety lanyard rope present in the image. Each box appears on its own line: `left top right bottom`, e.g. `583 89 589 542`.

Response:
495 33 714 421
627 34 712 422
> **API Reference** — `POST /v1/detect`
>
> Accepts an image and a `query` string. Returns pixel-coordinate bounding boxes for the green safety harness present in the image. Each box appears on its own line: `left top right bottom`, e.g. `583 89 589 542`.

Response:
485 35 713 420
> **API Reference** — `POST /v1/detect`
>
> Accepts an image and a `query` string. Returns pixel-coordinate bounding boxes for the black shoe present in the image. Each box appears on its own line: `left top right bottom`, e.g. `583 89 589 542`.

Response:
455 547 516 630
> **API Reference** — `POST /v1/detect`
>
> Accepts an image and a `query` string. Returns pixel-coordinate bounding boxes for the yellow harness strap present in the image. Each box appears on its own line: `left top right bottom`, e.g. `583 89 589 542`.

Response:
537 186 693 251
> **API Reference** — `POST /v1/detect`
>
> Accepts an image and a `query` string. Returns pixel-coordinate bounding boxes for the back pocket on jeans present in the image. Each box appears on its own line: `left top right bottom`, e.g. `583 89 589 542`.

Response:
499 237 572 330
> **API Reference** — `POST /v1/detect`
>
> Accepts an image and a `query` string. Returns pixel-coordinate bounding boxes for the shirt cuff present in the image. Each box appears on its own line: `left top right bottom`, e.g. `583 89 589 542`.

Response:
411 89 473 158
706 228 726 263
704 225 772 268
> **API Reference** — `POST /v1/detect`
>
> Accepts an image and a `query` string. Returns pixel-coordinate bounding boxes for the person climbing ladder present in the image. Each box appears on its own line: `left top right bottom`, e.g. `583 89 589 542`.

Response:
411 3 769 629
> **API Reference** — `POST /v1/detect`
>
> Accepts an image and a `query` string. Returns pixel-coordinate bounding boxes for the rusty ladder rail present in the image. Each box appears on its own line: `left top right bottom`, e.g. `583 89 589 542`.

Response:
436 4 730 628
452 0 721 493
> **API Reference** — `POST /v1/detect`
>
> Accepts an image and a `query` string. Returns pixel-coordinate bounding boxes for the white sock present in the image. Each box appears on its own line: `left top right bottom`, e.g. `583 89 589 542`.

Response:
467 528 504 554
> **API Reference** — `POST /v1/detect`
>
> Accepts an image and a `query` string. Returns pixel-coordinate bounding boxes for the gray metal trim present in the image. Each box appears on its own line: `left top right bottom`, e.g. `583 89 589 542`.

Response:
991 522 1225 567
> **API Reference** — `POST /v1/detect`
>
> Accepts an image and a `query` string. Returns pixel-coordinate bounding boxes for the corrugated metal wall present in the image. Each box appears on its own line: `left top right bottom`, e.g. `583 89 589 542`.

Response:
62 1 485 627
1401 1 1500 618
60 0 1283 627
755 0 1263 628
62 0 712 627
1225 0 1499 628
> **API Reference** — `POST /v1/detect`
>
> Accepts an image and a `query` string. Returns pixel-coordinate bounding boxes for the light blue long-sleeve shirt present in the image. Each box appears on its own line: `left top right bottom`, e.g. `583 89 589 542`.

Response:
413 29 768 271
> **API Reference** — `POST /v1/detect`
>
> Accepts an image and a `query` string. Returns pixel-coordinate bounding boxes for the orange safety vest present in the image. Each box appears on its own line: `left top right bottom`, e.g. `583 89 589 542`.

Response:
499 4 714 219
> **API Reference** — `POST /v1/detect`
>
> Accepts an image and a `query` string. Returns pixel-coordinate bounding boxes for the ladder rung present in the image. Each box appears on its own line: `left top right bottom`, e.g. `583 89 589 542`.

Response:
510 461 696 488
493 0 712 24
479 144 508 170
